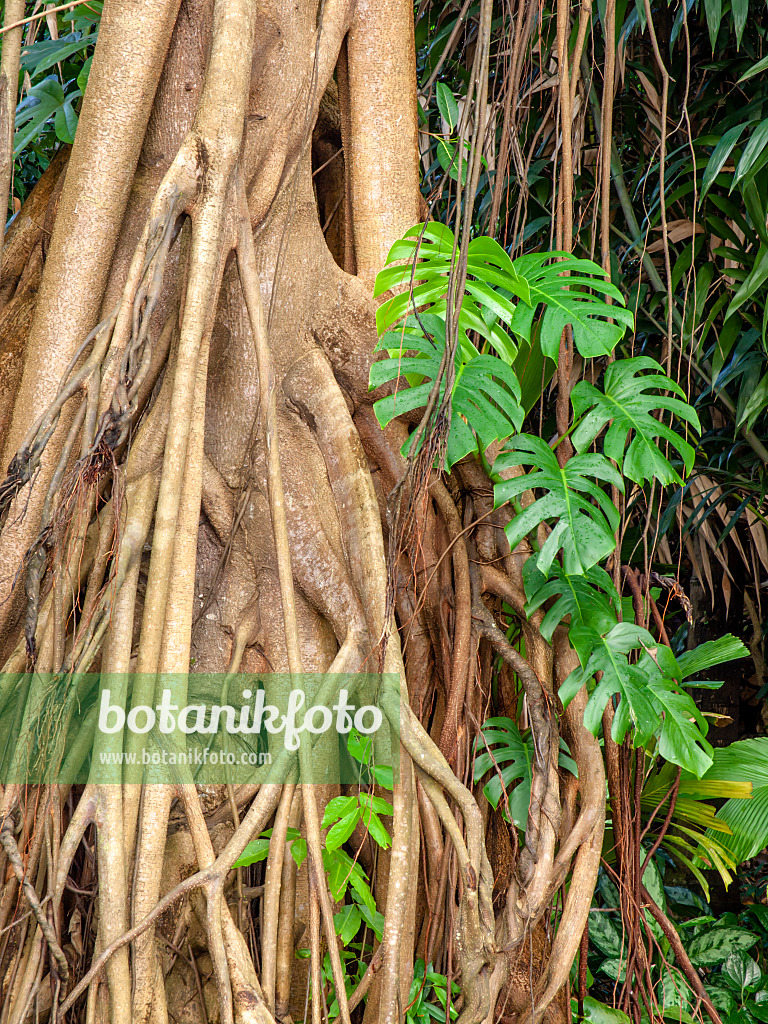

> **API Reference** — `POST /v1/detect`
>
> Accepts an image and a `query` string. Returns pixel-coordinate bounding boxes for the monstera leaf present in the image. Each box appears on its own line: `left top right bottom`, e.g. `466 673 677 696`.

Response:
523 558 620 661
560 625 714 776
508 252 634 358
369 314 523 469
374 224 521 363
571 357 701 486
473 717 577 829
373 224 633 366
494 435 623 576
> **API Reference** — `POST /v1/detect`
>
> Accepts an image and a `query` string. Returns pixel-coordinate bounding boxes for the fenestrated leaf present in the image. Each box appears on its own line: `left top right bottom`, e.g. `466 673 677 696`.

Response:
474 717 574 828
370 315 523 469
373 226 632 366
473 717 532 827
571 357 701 486
494 435 623 576
508 253 633 358
646 671 714 777
523 558 619 661
561 623 661 745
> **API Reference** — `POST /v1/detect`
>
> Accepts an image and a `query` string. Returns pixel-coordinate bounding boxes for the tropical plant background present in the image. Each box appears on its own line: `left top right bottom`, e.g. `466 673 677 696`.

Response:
2 0 768 1023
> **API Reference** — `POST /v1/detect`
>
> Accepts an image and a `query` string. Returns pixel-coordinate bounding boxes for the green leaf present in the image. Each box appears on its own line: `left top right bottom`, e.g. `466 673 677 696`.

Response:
523 559 619 661
325 807 362 854
732 0 749 46
358 792 394 817
599 958 626 983
571 995 630 1024
643 857 666 912
588 909 623 956
370 315 523 469
358 901 385 942
687 928 758 967
676 635 748 679
474 717 533 827
704 0 722 49
711 785 768 864
494 435 622 576
571 357 700 486
660 966 695 1013
55 95 79 144
739 53 768 83
722 952 762 997
361 810 392 849
77 55 93 93
19 31 97 78
509 253 633 357
726 244 768 321
291 837 307 869
647 673 714 777
737 368 768 433
435 83 459 133
232 837 270 868
334 904 362 945
322 795 358 828
734 119 768 190
14 77 81 155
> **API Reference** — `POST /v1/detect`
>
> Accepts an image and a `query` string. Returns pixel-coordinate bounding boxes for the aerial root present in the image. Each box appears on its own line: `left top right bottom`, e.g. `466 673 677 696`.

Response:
0 813 68 983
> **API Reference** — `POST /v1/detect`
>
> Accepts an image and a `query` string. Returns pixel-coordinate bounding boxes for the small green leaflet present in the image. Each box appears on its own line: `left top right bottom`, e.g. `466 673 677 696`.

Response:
571 357 701 486
15 77 83 155
435 83 459 133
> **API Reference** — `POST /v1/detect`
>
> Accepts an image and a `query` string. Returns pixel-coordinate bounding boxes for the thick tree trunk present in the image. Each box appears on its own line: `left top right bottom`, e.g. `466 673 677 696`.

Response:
0 3 603 1023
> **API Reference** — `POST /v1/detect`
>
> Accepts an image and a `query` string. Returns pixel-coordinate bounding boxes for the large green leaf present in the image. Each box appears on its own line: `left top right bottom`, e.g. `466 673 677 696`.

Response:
373 225 632 365
523 558 619 661
687 928 758 967
369 314 523 469
494 435 623 576
374 224 522 363
676 634 748 679
508 253 633 358
694 738 768 864
571 357 701 486
474 717 576 829
560 625 713 775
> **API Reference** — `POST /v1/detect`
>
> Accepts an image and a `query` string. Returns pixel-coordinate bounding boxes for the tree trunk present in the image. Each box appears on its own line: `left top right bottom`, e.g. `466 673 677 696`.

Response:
0 3 603 1023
